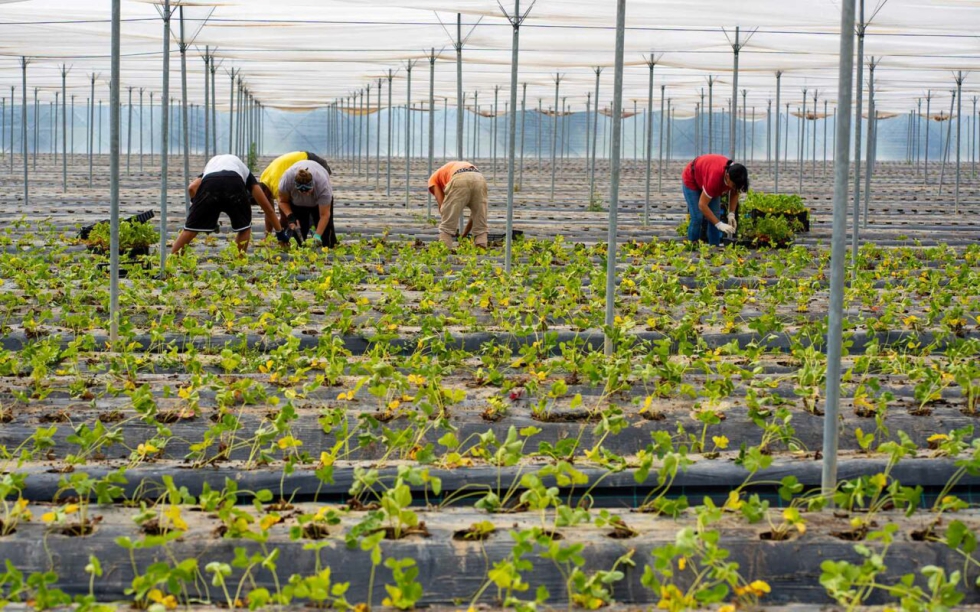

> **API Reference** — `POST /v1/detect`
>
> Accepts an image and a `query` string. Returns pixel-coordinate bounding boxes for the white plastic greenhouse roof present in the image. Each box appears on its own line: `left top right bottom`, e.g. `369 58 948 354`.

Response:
0 0 977 113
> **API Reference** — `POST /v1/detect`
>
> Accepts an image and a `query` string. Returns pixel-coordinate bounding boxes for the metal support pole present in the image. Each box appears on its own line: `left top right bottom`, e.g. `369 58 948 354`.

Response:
550 73 562 201
850 0 866 274
862 60 877 228
823 99 829 175
812 91 817 177
386 71 393 198
939 92 955 196
925 91 932 184
139 89 144 173
366 84 372 180
800 88 806 194
228 69 235 154
644 56 655 226
707 76 714 152
658 85 665 194
504 0 524 272
728 26 741 159
203 49 210 160
822 0 857 503
766 99 771 175
428 49 436 218
604 0 626 358
377 79 383 190
954 72 964 214
61 65 68 191
456 14 465 160
179 6 190 212
210 60 217 157
126 87 133 175
33 88 38 171
589 67 602 201
774 71 782 192
110 0 121 344
519 84 527 188
21 58 28 205
159 0 171 270
405 61 415 208
493 85 500 182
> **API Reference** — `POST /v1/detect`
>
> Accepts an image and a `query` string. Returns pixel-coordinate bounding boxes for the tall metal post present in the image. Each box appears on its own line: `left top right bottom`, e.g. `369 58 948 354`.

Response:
850 0 866 274
32 88 38 171
456 14 465 160
126 87 133 175
604 0 626 357
644 56 656 225
925 91 932 184
12 86 17 174
862 59 877 228
21 58 28 205
386 70 393 198
377 79 383 190
503 0 525 272
774 71 782 192
492 85 500 182
822 0 857 502
428 49 436 218
366 84 372 179
799 88 806 194
550 73 562 201
405 61 416 208
519 83 527 188
811 90 817 176
707 75 714 152
210 59 217 156
159 0 171 270
742 89 748 160
139 89 144 173
730 30 740 161
203 48 210 160
658 84 665 194
589 67 602 201
823 99 829 174
109 0 122 344
61 65 68 191
179 6 190 212
766 99 771 175
954 72 965 214
228 69 235 154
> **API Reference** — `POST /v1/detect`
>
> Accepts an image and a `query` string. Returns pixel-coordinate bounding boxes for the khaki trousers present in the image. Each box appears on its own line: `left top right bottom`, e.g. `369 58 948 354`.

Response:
439 171 488 247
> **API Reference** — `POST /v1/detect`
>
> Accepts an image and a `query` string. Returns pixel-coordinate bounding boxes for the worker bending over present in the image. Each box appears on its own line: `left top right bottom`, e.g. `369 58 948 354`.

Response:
277 160 336 248
428 161 488 249
260 151 335 240
681 154 750 246
172 154 286 254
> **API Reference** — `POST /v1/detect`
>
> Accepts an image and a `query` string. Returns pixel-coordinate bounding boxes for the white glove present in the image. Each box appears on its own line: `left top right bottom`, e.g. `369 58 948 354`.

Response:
715 221 736 238
729 216 738 233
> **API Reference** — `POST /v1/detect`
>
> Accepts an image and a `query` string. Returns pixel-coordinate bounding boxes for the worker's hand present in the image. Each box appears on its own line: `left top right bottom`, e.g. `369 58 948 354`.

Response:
729 216 738 233
715 221 736 238
310 233 323 248
275 229 290 244
286 214 299 232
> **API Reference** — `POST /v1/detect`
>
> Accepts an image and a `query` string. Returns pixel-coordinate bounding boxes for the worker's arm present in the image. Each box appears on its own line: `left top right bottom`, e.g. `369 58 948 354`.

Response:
251 184 283 233
430 184 445 211
698 190 722 226
728 190 740 216
278 193 296 226
313 201 332 243
188 177 203 200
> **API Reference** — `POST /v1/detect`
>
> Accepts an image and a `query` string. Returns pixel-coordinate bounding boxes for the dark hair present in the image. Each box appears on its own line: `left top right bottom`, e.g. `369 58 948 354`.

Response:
726 161 750 193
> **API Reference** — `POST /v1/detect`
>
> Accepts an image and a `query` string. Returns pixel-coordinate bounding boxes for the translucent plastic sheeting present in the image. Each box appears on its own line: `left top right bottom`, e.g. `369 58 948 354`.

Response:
0 0 977 112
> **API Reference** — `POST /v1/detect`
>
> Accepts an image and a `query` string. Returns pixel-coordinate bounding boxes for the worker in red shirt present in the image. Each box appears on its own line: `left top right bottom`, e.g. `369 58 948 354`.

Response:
681 154 750 246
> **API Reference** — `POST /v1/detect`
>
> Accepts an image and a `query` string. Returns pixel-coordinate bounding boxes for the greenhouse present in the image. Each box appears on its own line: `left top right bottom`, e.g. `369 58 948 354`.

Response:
0 0 979 609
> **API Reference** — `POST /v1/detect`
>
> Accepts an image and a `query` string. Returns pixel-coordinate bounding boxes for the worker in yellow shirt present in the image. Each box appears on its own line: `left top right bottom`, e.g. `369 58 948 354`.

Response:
259 152 335 243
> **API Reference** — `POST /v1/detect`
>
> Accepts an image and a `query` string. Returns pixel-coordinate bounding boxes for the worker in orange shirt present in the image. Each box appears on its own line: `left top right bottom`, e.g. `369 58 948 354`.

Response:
427 161 488 248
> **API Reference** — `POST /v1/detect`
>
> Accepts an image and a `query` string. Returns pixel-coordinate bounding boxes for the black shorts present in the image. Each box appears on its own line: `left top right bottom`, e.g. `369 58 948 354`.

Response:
184 172 252 233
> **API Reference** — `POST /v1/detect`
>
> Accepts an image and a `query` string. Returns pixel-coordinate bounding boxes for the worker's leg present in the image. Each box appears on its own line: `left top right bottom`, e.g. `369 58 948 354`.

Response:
170 230 198 255
682 184 703 244
176 179 222 254
468 174 489 248
234 228 251 254
438 178 468 247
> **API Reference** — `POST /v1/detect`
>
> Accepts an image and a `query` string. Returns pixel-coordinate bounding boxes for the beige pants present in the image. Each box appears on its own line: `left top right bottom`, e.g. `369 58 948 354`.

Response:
439 171 488 247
